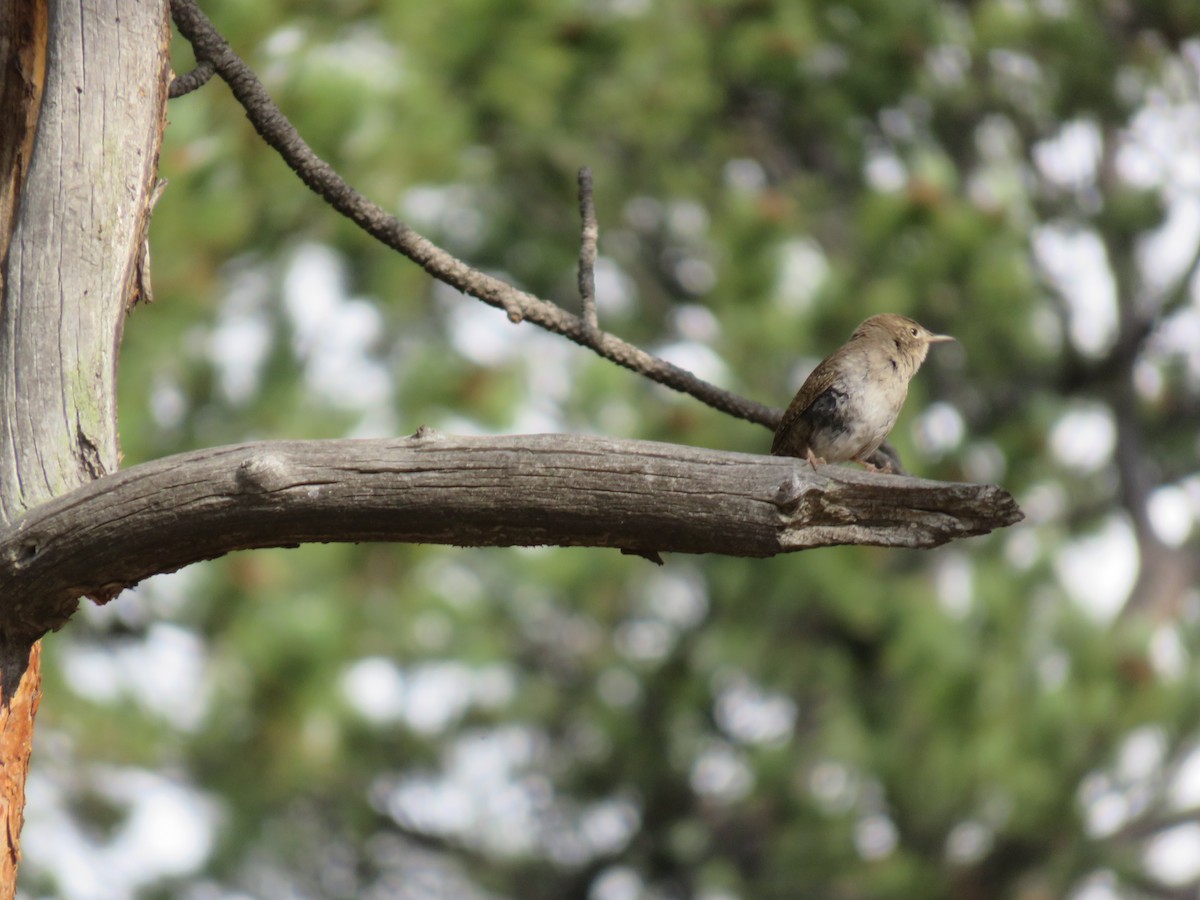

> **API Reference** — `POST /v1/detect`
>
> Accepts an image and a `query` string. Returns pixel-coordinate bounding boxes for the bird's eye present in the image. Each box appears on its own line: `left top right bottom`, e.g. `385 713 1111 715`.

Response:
910 327 919 336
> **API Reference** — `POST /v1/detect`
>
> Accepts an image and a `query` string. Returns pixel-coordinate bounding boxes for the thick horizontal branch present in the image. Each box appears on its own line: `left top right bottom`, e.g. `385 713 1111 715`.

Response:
0 432 1022 640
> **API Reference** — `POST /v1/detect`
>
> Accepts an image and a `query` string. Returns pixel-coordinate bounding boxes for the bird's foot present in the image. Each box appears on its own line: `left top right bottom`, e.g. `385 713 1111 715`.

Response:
805 449 827 471
859 459 895 475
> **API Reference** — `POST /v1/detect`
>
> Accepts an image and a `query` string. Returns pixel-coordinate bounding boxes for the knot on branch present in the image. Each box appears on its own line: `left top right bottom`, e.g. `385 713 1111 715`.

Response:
773 472 805 511
235 453 295 494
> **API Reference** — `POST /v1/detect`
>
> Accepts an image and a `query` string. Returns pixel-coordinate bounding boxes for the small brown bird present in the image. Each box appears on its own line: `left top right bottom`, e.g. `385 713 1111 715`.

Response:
772 313 954 473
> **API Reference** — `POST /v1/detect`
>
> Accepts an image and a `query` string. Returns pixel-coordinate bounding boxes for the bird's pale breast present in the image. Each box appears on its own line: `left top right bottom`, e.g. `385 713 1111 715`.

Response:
804 367 908 462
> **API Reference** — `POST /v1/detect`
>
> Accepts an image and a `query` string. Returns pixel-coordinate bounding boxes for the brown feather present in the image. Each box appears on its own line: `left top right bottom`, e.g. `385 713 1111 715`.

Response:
770 350 847 455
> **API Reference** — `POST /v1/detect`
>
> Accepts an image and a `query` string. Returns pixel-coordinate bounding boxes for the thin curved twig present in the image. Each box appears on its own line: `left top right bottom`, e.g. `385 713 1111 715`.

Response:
166 0 779 429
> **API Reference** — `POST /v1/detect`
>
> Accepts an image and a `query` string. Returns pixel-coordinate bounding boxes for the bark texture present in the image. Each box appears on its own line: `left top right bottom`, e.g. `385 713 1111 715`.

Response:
0 0 170 894
0 432 1023 638
1 0 169 522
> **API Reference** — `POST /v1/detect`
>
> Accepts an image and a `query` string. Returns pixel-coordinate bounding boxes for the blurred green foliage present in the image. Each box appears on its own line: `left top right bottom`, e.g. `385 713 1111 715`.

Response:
24 1 1200 898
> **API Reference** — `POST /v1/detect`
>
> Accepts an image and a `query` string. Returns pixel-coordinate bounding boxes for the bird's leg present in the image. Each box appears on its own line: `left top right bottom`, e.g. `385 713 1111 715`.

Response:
805 448 826 471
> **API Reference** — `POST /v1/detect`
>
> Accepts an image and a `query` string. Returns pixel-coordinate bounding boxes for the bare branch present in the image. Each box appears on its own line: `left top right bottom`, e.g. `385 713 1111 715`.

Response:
166 0 778 429
577 166 599 337
0 432 1022 640
1109 803 1200 844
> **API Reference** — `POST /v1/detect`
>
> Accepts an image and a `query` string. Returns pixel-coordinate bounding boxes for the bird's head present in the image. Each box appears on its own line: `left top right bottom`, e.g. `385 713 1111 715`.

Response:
852 313 955 366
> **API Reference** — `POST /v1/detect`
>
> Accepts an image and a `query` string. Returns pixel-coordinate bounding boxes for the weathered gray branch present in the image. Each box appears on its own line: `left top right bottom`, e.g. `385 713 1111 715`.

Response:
0 431 1023 639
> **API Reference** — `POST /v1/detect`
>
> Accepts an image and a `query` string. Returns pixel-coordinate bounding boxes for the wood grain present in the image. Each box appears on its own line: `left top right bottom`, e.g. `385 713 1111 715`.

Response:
0 432 1023 639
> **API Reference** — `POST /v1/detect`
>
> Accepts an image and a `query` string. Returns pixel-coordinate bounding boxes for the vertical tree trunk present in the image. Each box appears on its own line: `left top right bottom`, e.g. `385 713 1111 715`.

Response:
0 0 170 894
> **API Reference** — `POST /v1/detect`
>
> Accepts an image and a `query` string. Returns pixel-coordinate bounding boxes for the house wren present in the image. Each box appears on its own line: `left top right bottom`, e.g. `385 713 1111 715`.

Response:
771 313 954 473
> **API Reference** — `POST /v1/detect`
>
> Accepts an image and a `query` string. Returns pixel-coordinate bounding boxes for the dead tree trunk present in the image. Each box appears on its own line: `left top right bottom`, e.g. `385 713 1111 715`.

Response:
0 0 170 893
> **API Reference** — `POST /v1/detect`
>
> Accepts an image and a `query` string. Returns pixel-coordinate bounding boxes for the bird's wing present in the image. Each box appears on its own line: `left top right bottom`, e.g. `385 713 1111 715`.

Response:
771 356 842 455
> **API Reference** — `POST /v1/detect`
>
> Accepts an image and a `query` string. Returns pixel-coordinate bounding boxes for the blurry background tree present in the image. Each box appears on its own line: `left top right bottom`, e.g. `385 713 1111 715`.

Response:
19 1 1200 898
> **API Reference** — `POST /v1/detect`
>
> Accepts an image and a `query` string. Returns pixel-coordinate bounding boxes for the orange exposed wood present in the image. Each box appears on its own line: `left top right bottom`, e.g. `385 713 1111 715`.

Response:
0 0 47 260
0 643 40 900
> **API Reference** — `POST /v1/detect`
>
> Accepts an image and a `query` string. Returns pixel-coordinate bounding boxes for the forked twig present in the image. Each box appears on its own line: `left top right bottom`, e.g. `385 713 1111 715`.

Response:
576 166 600 338
166 0 779 429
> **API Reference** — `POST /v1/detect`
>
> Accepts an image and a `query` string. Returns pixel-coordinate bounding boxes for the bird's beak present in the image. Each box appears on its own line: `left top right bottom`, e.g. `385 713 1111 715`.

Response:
926 333 955 343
